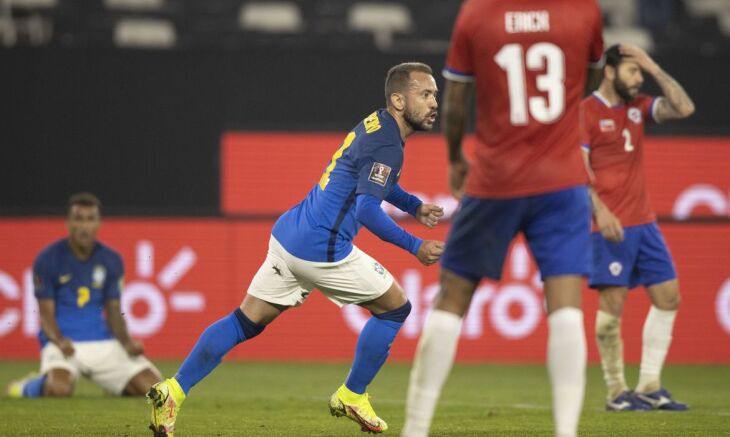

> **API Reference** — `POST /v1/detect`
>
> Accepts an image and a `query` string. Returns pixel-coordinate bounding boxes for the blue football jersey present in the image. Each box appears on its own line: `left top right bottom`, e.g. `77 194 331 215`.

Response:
272 109 405 262
33 238 124 346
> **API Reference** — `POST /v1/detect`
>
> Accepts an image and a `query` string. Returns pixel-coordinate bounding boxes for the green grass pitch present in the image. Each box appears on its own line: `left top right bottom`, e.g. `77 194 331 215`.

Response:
1 360 728 436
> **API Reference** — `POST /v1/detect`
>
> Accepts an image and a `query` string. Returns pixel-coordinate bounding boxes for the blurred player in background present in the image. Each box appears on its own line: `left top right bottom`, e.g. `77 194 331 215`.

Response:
6 192 161 398
581 44 694 411
147 62 445 436
403 1 604 436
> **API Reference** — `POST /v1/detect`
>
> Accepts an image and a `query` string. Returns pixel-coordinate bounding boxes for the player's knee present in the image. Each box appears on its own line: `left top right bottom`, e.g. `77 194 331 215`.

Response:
595 310 621 342
46 380 73 397
233 307 265 340
374 300 412 323
434 269 478 316
598 288 626 316
654 292 681 311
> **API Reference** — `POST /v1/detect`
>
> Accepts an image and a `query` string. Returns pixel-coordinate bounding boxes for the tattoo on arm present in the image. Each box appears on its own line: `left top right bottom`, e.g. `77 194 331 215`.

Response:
652 68 695 122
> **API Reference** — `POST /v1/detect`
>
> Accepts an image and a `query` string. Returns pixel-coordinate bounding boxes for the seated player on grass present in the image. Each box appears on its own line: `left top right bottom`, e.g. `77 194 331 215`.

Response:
6 192 161 399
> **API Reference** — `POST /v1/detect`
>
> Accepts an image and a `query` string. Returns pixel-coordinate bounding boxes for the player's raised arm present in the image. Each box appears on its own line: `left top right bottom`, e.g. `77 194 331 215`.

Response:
441 79 473 199
619 44 695 123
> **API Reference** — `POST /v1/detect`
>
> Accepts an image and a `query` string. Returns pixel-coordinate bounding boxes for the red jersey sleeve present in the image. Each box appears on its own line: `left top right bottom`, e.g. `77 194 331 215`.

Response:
443 1 475 82
588 1 605 66
637 94 660 124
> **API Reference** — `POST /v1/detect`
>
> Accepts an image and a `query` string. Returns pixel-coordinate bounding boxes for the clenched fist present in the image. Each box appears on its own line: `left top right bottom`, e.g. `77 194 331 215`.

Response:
416 204 445 228
416 240 445 266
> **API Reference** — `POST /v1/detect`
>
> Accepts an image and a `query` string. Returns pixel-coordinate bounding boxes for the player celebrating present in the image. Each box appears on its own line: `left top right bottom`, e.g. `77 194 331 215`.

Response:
403 2 604 437
581 44 694 411
6 193 161 398
147 62 445 436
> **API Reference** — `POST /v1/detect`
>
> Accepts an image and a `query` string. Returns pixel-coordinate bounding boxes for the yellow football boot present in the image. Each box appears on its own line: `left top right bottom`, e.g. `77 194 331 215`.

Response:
147 378 186 437
329 384 388 433
5 372 39 398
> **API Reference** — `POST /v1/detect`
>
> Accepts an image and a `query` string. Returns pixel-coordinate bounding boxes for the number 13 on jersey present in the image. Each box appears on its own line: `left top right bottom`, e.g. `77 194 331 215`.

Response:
495 42 565 125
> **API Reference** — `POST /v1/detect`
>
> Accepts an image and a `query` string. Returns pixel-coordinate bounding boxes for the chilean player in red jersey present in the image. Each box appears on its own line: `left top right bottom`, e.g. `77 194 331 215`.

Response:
581 44 694 412
403 1 604 436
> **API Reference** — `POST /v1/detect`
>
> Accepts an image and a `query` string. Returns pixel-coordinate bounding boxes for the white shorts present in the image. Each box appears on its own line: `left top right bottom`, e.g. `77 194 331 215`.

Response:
247 236 394 307
40 339 160 395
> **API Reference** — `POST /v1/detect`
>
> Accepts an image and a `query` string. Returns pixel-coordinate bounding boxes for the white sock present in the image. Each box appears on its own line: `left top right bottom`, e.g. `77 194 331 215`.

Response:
402 309 462 437
595 310 627 399
636 306 677 393
548 308 586 437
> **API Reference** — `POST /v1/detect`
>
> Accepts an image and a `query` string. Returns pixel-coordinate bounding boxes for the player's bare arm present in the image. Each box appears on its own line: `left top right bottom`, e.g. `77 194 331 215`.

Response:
105 298 144 356
442 78 473 199
583 149 624 242
38 299 74 357
416 203 444 228
589 187 624 243
620 44 695 123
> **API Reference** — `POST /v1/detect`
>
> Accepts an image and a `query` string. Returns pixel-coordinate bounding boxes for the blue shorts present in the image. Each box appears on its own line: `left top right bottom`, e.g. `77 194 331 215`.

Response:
441 185 591 282
589 222 677 289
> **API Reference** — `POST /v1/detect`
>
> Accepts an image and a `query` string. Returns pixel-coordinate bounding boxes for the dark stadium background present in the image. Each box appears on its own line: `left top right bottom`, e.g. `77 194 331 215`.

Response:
1 0 728 216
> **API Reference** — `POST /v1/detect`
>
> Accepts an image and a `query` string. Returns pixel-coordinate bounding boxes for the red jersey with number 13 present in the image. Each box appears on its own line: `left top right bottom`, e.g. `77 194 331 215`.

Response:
580 92 659 228
444 0 604 197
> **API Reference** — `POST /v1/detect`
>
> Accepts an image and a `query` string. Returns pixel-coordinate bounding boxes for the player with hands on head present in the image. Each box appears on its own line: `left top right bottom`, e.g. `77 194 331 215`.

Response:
580 43 694 412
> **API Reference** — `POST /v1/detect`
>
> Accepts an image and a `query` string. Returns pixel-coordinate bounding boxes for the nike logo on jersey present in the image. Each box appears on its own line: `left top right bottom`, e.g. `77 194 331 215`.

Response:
59 273 72 284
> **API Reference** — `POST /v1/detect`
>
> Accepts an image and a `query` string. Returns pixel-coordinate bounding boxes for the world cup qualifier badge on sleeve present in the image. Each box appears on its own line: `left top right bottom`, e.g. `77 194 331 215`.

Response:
369 162 391 187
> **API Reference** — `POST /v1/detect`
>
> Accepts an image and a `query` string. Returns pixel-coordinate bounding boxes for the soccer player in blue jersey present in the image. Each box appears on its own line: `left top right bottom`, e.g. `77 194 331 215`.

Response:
147 62 445 436
6 193 161 398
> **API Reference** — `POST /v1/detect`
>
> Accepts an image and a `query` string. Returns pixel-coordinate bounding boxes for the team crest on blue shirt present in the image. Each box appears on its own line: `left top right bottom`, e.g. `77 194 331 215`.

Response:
369 162 391 187
628 108 642 124
92 265 106 288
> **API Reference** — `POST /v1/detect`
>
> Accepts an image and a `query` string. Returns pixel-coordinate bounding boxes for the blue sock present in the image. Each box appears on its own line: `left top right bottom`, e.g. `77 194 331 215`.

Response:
175 308 264 394
345 301 411 394
22 374 46 397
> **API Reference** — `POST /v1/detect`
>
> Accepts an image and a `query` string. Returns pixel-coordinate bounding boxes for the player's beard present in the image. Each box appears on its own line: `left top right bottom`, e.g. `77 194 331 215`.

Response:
404 107 433 132
612 76 636 102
